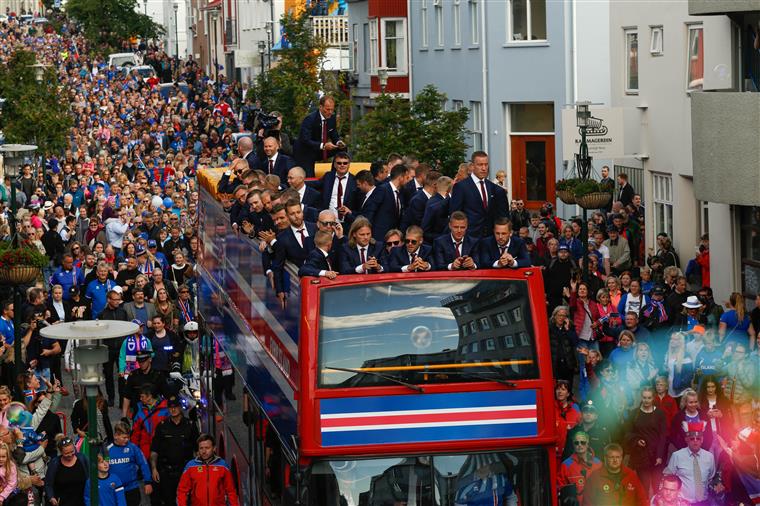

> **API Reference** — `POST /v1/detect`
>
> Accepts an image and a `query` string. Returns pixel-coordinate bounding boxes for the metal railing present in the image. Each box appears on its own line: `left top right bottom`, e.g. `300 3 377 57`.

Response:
311 15 349 47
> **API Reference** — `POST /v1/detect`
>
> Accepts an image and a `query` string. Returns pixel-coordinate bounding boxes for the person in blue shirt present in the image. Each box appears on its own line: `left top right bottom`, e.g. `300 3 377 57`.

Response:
107 422 153 506
84 452 127 506
0 301 14 347
50 254 81 301
146 240 168 271
609 330 636 374
85 263 118 318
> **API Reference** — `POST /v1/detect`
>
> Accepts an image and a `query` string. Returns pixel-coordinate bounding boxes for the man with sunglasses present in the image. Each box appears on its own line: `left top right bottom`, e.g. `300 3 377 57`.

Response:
319 152 357 218
663 423 718 505
388 226 432 273
558 430 602 505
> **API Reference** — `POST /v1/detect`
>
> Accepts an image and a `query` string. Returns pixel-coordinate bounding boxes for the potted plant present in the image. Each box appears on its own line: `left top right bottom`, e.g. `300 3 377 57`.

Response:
555 178 581 205
573 179 613 209
0 241 48 284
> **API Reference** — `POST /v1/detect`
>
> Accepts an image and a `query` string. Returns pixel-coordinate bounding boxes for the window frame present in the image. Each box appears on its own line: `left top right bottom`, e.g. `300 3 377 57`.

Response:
380 17 408 75
434 0 444 48
624 28 639 95
368 18 378 75
686 23 704 92
452 99 464 111
649 25 663 56
507 0 547 43
453 0 462 47
469 0 479 45
470 100 483 151
420 0 429 49
652 173 674 240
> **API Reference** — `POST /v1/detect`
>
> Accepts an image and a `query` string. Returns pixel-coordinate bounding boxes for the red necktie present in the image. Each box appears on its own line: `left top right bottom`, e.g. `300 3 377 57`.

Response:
297 228 306 247
455 241 462 257
321 119 328 160
479 180 488 209
337 176 345 207
360 247 366 265
268 159 274 174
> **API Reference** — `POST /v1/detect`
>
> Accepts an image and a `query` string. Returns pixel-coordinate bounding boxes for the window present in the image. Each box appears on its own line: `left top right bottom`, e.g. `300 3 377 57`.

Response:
479 317 491 330
381 19 407 73
650 25 663 55
504 335 515 348
434 0 444 47
518 332 530 347
495 312 509 327
453 0 461 46
469 321 477 333
420 0 428 48
452 100 464 111
362 23 369 72
351 24 358 71
625 29 639 93
470 101 483 151
512 307 522 322
508 0 546 42
653 173 673 240
369 19 378 74
485 338 496 351
460 324 468 337
509 103 554 133
469 0 479 45
687 24 704 91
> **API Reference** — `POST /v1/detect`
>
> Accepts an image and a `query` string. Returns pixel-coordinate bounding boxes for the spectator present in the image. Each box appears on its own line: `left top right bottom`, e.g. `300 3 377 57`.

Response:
177 434 239 506
558 430 602 506
670 389 714 452
555 380 581 464
45 436 88 506
650 475 690 506
624 386 667 495
130 384 169 461
582 443 648 506
107 422 153 506
83 452 127 506
548 306 577 386
719 292 755 349
663 423 719 504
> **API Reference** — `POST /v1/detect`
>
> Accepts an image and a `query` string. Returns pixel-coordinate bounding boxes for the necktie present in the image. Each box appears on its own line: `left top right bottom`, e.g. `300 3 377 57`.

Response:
692 452 703 501
297 228 306 247
499 246 506 256
394 190 401 216
455 241 462 257
360 247 366 265
337 176 345 208
268 159 274 174
410 252 417 266
321 119 328 160
326 254 333 271
479 180 488 209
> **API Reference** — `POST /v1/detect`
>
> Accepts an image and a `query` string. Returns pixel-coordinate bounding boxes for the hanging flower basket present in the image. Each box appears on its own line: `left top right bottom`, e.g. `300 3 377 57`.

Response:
576 192 612 210
556 190 576 205
0 265 41 284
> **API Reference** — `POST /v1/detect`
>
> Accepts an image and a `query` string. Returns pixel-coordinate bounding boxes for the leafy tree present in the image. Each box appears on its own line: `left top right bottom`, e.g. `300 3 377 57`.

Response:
0 50 72 155
65 0 164 51
351 85 470 176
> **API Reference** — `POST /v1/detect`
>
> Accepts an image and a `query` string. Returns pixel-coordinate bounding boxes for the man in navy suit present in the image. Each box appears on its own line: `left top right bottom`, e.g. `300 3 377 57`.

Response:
298 230 339 278
319 152 357 219
400 160 427 206
388 226 433 273
287 166 322 208
252 137 295 181
339 216 384 274
294 95 343 177
478 218 531 268
342 170 378 227
421 176 453 243
237 136 258 171
361 164 410 242
432 211 480 271
449 151 509 237
401 168 438 232
273 199 317 300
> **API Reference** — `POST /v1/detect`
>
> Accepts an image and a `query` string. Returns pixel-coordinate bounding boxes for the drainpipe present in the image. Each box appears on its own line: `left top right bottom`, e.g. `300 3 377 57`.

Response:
481 0 489 156
407 0 413 101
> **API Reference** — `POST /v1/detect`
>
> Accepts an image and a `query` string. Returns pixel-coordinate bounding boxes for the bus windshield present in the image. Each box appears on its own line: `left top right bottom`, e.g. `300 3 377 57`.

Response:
305 448 551 506
318 279 539 388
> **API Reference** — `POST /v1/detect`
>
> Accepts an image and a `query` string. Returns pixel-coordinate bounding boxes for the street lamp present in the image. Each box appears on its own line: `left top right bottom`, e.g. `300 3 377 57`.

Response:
0 144 37 401
575 101 593 282
40 321 139 506
377 67 388 93
173 2 179 59
258 40 266 76
28 63 48 84
210 10 219 80
143 0 147 14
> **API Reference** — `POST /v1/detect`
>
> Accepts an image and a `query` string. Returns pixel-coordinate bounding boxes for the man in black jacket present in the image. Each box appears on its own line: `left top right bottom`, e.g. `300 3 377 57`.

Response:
41 218 65 266
100 288 129 407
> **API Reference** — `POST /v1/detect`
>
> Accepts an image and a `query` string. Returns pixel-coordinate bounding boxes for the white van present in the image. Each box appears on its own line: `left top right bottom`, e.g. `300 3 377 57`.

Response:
108 52 141 68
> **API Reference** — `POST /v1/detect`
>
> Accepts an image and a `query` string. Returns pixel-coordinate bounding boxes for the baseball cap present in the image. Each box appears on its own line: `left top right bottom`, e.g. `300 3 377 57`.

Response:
167 396 182 408
558 245 569 252
147 239 157 248
580 400 597 413
136 350 152 361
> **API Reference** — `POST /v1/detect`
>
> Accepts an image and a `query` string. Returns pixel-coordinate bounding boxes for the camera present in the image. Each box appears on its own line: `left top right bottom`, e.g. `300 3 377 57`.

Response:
256 111 279 131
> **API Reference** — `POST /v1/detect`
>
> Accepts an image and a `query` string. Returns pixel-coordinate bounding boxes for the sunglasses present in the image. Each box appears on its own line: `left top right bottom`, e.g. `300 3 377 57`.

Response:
334 161 349 166
573 441 588 446
405 239 419 245
319 221 337 227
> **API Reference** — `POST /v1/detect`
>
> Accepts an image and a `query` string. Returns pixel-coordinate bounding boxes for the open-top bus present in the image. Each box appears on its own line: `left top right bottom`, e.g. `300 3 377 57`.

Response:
196 172 558 505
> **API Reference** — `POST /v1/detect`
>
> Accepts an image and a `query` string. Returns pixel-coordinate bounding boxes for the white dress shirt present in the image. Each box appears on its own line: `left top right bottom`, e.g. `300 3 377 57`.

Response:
492 239 519 268
664 447 715 503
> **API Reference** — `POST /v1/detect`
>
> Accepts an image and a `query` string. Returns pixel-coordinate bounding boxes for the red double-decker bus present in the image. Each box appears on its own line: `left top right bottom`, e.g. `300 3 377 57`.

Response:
196 175 558 505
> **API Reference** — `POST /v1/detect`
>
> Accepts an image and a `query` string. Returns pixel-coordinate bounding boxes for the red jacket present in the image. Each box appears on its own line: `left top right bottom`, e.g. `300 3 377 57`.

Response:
569 291 600 337
582 465 648 506
558 452 602 501
177 456 240 506
130 398 169 459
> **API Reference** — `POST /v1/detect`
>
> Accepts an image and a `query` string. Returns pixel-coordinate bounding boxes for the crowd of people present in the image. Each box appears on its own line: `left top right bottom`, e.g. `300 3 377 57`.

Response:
0 14 238 506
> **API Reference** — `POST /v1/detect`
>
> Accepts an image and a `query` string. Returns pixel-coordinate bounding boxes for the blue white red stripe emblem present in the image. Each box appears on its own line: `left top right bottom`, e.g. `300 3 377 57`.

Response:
320 390 538 447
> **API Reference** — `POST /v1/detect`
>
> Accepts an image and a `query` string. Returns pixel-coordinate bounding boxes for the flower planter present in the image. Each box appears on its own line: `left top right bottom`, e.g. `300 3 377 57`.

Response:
576 192 612 210
0 265 41 285
556 190 576 205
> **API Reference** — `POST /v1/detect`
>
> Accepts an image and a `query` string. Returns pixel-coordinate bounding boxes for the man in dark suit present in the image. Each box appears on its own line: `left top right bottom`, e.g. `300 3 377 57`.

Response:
294 95 343 177
478 217 531 268
362 164 410 242
298 230 339 279
216 158 249 194
339 216 384 274
421 176 453 244
400 162 428 206
449 151 508 237
342 170 378 227
401 169 439 232
432 211 480 271
388 226 433 273
287 166 322 208
237 135 258 170
319 152 357 219
616 172 635 208
252 137 295 181
599 165 615 213
274 199 317 300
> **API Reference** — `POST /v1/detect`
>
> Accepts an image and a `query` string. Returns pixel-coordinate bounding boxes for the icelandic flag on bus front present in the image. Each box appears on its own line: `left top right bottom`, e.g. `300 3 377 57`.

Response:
320 390 538 447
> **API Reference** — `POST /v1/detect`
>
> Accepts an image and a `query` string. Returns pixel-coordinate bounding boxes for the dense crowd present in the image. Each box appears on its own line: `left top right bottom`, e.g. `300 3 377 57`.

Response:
0 14 239 506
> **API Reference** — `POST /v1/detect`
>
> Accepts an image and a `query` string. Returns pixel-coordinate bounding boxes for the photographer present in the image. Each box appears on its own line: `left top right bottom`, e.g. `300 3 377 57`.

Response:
253 111 292 158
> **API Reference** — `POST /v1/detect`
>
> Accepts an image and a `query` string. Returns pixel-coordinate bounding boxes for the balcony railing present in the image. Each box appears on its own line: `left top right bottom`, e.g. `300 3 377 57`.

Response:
311 15 349 47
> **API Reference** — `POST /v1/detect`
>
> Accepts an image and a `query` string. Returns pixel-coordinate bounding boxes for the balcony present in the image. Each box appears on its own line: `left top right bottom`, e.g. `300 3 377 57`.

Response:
689 0 760 15
310 15 350 71
691 92 760 206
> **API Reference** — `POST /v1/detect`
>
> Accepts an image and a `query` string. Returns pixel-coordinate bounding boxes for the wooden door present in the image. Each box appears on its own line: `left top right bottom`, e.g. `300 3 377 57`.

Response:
510 135 556 210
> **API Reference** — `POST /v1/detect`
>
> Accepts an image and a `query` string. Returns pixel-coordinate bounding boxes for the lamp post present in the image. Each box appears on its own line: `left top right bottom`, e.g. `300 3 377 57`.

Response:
257 40 266 76
575 101 593 282
210 10 218 81
377 67 388 94
265 22 272 69
173 2 179 59
0 144 37 400
143 0 147 14
40 321 139 506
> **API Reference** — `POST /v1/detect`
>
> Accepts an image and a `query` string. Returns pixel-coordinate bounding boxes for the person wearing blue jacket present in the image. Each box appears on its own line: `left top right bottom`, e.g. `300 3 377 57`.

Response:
84 453 127 506
107 422 153 506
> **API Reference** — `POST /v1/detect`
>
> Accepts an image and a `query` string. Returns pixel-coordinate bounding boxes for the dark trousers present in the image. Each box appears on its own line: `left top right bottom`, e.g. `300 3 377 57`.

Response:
157 471 182 506
125 488 141 506
103 348 119 404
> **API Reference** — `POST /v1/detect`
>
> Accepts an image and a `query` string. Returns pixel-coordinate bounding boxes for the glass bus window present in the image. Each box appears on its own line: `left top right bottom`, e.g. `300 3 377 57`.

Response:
318 280 539 388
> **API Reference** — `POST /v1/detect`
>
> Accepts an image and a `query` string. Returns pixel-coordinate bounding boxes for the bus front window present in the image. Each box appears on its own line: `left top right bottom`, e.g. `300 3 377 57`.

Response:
318 279 539 388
